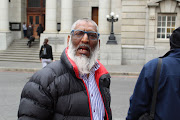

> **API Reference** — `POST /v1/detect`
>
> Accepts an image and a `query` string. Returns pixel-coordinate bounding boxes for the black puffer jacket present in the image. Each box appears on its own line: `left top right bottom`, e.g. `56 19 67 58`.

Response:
18 48 112 120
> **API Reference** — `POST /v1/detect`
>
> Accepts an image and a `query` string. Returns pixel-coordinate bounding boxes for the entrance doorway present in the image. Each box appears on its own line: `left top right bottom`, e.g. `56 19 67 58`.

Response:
92 7 99 25
27 0 45 38
27 15 45 38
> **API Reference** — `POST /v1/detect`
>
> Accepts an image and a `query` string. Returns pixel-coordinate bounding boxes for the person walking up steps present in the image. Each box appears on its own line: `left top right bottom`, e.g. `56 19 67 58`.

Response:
39 38 53 67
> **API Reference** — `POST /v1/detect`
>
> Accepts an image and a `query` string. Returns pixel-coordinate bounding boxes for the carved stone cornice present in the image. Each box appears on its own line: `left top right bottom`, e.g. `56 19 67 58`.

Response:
147 0 180 7
147 0 162 7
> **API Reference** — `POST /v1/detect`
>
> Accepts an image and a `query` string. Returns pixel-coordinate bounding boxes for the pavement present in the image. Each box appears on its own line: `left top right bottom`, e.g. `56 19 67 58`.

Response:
0 61 144 76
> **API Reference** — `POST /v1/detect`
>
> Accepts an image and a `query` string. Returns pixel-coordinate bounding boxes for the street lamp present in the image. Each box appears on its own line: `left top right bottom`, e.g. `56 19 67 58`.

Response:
106 12 119 44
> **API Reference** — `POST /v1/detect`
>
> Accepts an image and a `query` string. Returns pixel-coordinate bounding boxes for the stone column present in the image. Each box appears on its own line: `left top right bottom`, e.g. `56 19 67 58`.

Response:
145 6 158 63
98 0 110 34
60 0 73 33
145 7 156 48
44 0 57 33
0 0 9 32
0 0 12 50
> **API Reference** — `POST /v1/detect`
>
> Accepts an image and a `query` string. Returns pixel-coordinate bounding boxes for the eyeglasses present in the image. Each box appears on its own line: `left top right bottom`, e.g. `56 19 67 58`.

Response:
71 30 100 41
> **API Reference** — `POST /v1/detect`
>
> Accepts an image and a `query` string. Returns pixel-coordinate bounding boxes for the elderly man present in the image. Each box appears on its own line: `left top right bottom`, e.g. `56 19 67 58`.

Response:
18 18 112 120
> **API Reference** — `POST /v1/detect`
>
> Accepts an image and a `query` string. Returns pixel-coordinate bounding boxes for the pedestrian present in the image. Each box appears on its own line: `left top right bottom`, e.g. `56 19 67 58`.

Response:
126 27 180 120
39 38 53 67
36 24 44 38
22 22 27 38
26 23 33 47
18 18 112 120
26 23 33 39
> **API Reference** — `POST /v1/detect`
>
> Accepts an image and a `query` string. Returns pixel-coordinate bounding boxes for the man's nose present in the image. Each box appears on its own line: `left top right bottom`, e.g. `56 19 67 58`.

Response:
81 33 89 43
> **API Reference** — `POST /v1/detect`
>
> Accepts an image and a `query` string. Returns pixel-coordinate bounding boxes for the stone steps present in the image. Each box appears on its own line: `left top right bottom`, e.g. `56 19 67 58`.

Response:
0 38 61 62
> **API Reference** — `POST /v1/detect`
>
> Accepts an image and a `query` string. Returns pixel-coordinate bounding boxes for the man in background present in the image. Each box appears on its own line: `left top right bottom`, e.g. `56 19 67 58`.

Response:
36 24 44 38
126 27 180 120
22 22 27 38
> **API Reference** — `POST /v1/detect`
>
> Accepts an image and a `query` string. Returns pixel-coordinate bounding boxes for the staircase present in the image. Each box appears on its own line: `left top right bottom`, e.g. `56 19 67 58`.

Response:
0 38 61 63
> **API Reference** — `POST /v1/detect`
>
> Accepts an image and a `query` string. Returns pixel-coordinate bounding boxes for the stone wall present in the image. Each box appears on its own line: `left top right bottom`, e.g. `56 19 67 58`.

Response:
121 0 146 45
99 34 122 65
122 45 145 65
40 33 68 53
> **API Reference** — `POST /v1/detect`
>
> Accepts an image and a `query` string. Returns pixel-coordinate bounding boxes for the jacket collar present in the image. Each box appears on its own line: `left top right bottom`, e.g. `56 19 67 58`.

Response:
162 48 180 58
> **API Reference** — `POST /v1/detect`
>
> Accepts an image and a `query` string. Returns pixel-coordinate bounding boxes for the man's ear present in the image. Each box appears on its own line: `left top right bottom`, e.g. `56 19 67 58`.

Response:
67 35 70 47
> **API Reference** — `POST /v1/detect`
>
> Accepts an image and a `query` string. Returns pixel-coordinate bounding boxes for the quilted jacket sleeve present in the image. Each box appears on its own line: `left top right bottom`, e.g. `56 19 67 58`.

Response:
18 68 55 120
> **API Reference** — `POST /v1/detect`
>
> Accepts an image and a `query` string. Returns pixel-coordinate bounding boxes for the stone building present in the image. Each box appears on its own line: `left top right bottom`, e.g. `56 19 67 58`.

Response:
0 0 180 65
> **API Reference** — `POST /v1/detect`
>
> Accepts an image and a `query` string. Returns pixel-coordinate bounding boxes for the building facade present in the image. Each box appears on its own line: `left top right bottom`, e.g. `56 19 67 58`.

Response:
0 0 180 65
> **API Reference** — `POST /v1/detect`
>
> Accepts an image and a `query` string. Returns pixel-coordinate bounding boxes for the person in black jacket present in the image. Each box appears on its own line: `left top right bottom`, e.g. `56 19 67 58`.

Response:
18 18 112 120
39 38 53 67
26 23 34 47
26 23 33 39
36 24 44 38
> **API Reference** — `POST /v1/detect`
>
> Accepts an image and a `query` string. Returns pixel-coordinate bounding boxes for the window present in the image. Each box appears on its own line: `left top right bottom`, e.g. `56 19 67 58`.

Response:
36 16 39 24
29 16 33 24
28 0 40 7
43 0 46 7
157 15 176 39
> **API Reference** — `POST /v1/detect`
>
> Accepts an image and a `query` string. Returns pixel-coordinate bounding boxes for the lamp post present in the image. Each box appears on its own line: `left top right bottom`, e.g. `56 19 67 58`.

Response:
106 12 119 44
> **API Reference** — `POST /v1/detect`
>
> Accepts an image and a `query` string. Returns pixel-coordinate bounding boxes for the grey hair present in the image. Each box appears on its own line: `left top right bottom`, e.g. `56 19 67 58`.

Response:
70 18 99 32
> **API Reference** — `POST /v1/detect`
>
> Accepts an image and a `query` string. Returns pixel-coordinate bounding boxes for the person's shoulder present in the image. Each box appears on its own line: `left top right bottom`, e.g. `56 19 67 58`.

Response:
143 58 159 72
144 57 158 67
45 60 67 75
48 44 52 47
146 58 158 66
29 69 55 89
30 60 64 87
40 45 44 48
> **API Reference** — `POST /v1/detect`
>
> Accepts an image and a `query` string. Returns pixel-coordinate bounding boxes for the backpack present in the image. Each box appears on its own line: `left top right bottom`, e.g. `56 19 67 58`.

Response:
41 45 47 58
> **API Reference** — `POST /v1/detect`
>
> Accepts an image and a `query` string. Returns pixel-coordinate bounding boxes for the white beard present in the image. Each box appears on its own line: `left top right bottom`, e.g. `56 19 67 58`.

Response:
68 39 99 74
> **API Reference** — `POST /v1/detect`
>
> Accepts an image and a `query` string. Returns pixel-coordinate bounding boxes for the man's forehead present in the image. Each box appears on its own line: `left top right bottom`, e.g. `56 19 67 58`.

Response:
74 21 97 31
